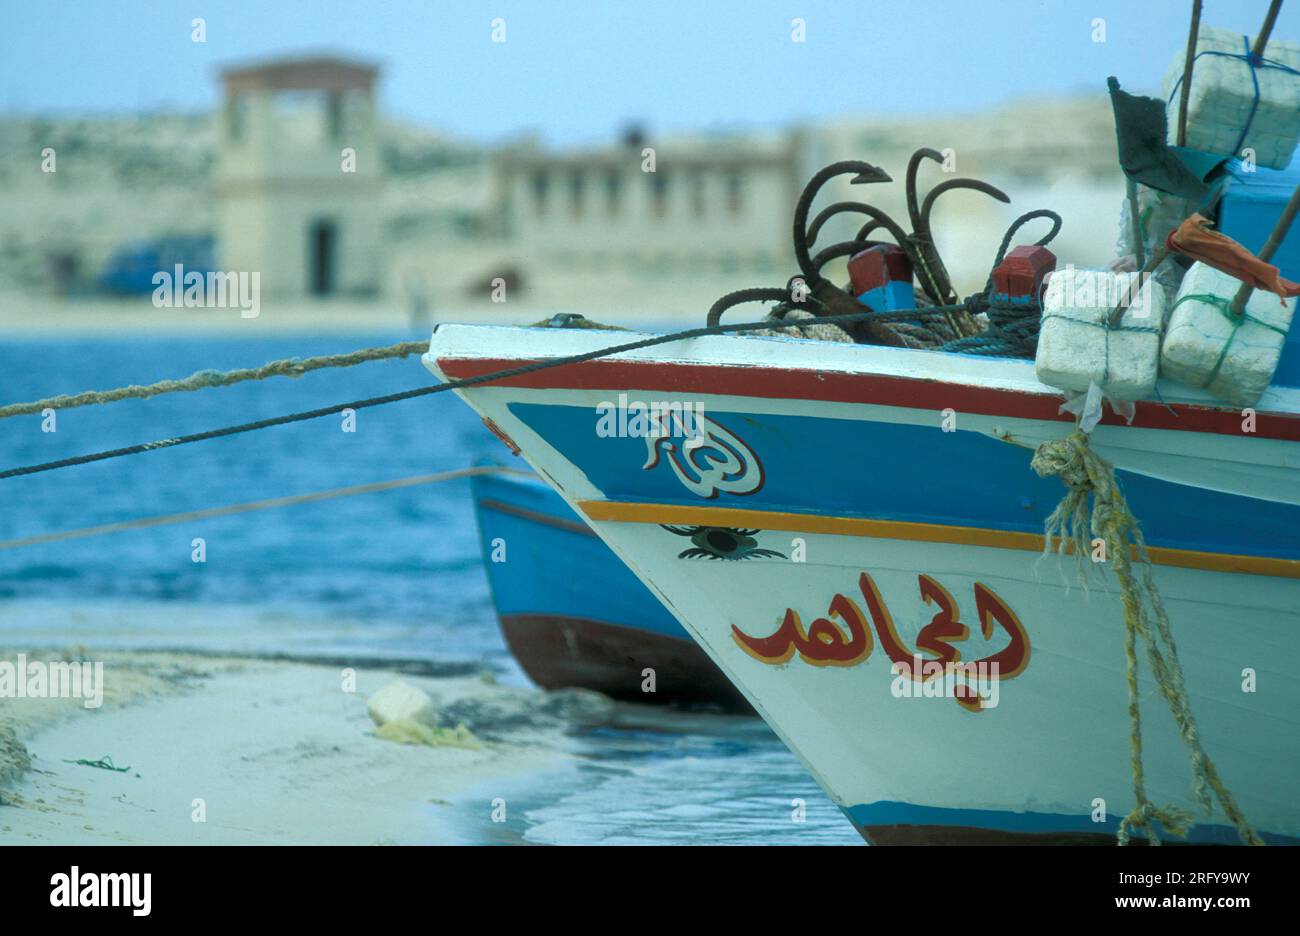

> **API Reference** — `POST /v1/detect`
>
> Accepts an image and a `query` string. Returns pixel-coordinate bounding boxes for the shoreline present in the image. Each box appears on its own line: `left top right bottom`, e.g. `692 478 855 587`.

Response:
0 647 603 844
0 293 714 338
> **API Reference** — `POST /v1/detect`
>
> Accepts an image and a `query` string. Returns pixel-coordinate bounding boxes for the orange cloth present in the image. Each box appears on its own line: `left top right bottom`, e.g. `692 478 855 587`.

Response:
1166 213 1300 302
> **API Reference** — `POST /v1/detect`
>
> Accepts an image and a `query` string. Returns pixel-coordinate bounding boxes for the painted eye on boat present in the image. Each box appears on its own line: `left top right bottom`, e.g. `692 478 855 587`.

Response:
660 524 786 561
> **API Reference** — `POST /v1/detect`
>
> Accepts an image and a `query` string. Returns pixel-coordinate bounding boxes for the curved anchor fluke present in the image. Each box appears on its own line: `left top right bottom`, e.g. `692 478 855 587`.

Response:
707 286 812 328
810 240 877 276
920 178 1011 228
906 147 946 231
905 147 1011 309
807 202 904 248
855 219 886 242
793 161 893 281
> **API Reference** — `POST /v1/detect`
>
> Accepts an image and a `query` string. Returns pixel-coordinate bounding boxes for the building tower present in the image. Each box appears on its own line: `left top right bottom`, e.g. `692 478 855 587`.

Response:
216 54 381 300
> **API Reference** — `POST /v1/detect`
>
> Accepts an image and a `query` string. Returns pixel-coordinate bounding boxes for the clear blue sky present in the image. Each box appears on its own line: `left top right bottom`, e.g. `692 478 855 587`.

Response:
3 0 1298 144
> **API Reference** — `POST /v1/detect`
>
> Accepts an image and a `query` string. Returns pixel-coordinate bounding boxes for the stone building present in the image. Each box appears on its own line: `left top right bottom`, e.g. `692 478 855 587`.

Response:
496 129 803 277
382 129 805 318
215 54 382 298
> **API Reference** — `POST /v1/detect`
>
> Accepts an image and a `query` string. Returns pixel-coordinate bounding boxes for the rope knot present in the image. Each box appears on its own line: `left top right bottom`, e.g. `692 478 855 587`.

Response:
1119 801 1195 846
1029 430 1092 491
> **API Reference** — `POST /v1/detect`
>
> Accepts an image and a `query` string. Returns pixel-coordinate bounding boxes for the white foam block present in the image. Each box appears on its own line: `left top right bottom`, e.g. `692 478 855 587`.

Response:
1162 26 1300 169
1160 262 1294 407
1036 269 1167 400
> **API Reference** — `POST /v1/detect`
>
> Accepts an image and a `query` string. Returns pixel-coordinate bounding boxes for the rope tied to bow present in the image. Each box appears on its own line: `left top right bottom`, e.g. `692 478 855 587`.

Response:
1030 430 1264 846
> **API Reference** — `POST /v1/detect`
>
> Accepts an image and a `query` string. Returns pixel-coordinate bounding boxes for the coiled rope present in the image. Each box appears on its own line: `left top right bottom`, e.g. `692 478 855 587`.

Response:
1031 430 1263 846
938 208 1063 358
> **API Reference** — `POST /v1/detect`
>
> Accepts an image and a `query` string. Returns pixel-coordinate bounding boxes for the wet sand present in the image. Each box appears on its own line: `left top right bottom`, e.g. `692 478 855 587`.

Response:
0 647 607 844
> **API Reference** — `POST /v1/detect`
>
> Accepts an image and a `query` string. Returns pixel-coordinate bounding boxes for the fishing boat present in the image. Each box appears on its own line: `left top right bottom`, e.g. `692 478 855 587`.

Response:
427 5 1300 844
432 316 1299 844
471 466 750 710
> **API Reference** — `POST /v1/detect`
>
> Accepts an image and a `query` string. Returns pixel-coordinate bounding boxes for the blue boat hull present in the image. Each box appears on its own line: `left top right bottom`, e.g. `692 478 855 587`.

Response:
471 469 749 710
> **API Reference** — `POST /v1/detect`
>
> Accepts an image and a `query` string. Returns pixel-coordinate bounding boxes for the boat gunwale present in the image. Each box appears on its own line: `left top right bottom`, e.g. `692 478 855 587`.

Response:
425 324 1300 442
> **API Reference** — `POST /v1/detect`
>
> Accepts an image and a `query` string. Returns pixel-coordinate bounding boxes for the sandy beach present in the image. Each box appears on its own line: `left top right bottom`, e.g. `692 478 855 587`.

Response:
0 647 609 844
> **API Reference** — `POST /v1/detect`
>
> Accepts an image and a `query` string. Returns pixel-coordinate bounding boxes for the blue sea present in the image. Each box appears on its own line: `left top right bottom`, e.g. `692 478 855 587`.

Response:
0 332 861 845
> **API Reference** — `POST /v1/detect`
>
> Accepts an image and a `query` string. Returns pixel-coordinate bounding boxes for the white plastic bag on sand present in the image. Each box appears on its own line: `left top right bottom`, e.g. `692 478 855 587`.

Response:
1162 25 1300 170
1160 262 1295 407
1036 268 1168 402
367 680 436 728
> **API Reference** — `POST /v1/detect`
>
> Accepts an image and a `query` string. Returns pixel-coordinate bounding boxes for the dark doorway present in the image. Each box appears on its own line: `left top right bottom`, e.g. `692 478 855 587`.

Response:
309 220 336 296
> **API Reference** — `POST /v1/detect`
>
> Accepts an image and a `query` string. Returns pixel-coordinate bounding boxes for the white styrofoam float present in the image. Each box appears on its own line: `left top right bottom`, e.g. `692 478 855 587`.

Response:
1036 267 1169 402
1162 25 1300 170
1160 261 1295 407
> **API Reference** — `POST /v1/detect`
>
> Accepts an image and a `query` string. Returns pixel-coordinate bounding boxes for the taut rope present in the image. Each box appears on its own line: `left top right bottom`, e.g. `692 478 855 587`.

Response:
0 466 526 551
0 341 430 421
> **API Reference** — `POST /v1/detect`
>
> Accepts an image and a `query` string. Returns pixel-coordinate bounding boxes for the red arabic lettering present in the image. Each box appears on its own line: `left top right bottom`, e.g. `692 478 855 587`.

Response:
972 581 1031 680
732 591 871 667
730 571 1031 710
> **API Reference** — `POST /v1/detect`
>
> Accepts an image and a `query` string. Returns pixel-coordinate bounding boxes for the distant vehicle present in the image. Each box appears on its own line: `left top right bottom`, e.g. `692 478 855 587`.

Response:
99 235 217 295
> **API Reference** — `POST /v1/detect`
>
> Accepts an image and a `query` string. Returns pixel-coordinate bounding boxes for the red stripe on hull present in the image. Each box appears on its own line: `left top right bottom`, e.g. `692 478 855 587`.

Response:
437 357 1300 442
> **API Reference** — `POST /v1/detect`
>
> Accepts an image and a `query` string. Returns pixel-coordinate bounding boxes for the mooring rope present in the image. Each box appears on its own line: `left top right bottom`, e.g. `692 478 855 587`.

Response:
0 307 964 482
0 341 430 421
1031 429 1263 846
0 465 526 551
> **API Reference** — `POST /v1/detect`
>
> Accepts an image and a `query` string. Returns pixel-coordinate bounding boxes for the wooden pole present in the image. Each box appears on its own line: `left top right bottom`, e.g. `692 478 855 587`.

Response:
1177 0 1203 148
1228 183 1300 316
1109 246 1170 328
1127 177 1146 268
1252 0 1284 58
1226 0 1288 316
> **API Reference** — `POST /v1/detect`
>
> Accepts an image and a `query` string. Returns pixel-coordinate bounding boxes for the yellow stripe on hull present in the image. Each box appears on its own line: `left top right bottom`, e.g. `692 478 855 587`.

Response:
576 500 1300 580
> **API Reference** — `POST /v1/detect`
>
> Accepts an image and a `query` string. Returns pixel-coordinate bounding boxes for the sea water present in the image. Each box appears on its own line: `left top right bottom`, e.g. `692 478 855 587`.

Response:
0 333 859 845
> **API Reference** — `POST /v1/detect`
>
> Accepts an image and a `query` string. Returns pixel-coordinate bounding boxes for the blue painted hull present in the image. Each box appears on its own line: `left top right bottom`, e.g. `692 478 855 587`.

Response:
506 402 1300 563
470 469 749 709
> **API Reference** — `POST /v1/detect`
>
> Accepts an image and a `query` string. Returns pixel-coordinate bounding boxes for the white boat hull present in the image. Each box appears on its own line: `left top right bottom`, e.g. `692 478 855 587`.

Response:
426 324 1300 843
